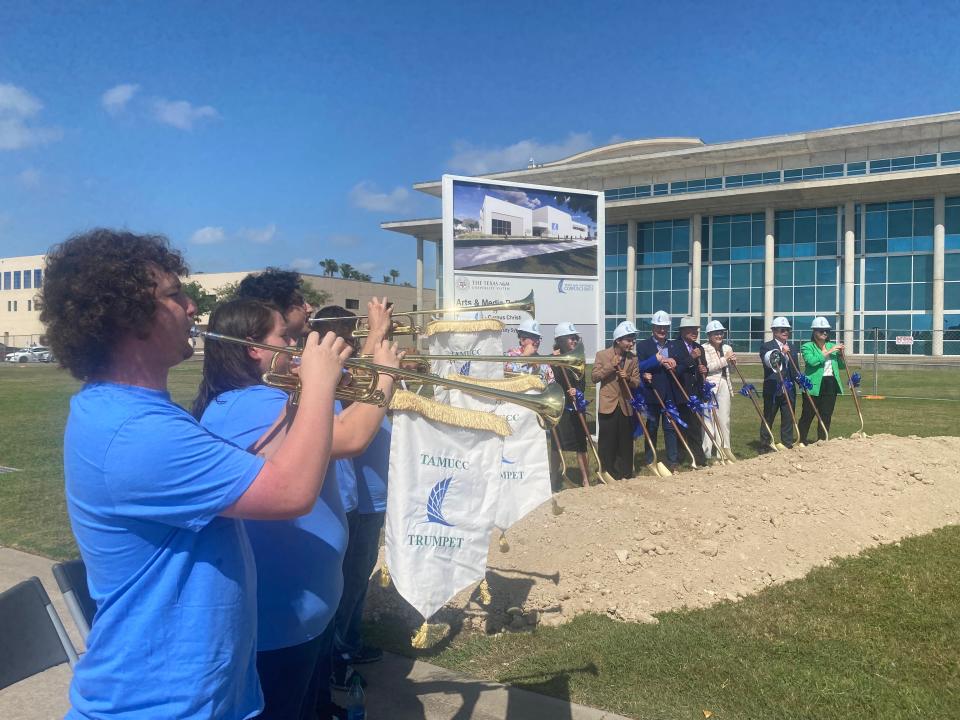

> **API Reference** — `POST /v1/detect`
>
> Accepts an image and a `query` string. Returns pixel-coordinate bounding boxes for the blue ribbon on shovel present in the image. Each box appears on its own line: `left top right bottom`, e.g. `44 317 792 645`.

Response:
777 377 794 395
848 372 861 389
566 389 589 414
739 383 757 397
662 400 688 429
795 373 813 391
629 390 651 438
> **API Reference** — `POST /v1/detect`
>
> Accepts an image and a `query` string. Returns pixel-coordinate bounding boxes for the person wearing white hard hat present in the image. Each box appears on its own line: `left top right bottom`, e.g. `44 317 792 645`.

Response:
550 322 590 485
758 316 799 450
797 317 846 445
701 320 736 460
667 317 709 467
505 317 554 384
634 310 680 471
590 320 640 479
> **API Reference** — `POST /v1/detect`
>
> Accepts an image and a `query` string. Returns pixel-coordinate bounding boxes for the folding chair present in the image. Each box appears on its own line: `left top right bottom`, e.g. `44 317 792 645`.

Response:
52 558 96 642
0 576 79 691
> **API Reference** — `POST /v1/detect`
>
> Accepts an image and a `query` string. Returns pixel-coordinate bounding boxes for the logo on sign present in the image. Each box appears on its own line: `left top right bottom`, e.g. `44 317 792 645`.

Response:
557 278 594 294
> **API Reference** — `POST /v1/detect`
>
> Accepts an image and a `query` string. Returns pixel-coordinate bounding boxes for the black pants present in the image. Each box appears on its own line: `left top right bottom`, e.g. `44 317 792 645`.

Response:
761 385 796 448
257 629 329 720
798 376 840 444
598 410 634 479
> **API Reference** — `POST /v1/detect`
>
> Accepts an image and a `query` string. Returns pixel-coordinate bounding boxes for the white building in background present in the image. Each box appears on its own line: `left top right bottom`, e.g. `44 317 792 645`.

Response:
479 195 586 239
479 195 533 236
0 254 46 349
532 205 588 239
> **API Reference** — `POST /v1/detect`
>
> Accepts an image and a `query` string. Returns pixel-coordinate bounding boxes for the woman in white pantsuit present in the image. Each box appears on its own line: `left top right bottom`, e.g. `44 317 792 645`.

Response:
702 320 736 460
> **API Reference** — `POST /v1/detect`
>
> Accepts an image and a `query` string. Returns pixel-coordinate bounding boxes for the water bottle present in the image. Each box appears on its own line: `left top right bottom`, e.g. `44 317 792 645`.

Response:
347 673 366 720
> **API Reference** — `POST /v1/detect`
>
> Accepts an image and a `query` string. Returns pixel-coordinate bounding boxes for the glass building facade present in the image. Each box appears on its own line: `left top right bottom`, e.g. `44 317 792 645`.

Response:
604 195 960 355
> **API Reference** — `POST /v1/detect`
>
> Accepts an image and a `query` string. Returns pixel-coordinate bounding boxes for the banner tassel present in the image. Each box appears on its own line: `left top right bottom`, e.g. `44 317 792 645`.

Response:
378 562 391 588
478 578 492 606
498 531 510 553
411 621 450 649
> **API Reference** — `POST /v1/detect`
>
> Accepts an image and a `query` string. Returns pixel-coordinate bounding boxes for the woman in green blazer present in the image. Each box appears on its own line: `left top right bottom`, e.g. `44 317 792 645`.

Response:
798 316 846 444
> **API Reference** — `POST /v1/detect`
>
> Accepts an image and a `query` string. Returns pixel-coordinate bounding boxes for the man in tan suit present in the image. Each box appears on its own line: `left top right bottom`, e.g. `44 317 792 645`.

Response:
591 321 641 480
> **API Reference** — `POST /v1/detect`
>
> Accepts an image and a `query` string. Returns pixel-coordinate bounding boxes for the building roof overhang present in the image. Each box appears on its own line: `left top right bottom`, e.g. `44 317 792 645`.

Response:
380 218 442 242
411 111 960 198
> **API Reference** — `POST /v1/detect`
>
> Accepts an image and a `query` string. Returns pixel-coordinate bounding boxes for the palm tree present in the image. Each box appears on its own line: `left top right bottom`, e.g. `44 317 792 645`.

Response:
320 258 339 277
358 273 372 282
383 275 391 284
389 269 399 283
339 263 354 279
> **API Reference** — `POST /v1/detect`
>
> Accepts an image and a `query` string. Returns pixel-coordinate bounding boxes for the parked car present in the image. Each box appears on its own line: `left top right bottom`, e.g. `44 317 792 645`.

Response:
5 345 52 363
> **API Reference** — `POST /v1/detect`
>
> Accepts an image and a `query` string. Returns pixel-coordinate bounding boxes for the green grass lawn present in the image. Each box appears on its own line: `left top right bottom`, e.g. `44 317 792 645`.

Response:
1 359 958 717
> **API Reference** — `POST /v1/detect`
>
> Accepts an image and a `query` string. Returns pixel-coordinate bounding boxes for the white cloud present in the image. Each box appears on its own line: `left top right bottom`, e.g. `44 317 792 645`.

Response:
101 83 140 115
0 84 63 151
16 168 41 188
289 258 315 272
496 190 542 209
447 132 595 175
239 223 277 244
349 182 410 212
356 261 376 273
190 226 226 245
151 97 219 131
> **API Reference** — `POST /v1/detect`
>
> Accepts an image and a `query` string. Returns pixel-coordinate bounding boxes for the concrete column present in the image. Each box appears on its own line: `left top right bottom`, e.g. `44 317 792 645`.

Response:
763 208 775 341
691 213 702 325
843 201 856 352
415 236 424 313
933 193 945 356
434 240 443 309
626 220 637 323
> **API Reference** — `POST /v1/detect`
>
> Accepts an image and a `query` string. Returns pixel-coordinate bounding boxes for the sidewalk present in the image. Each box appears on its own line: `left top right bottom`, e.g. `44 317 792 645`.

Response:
0 547 630 720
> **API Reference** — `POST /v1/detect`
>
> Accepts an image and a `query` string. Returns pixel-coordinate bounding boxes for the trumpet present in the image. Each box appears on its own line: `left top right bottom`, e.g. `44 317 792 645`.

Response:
308 291 535 337
372 343 586 379
197 330 566 426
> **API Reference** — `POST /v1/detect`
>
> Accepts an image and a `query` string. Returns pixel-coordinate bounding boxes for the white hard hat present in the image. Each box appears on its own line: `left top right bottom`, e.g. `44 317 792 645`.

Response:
771 316 791 329
554 321 578 340
678 316 699 329
651 310 671 326
705 320 725 333
811 316 831 330
613 320 638 340
517 318 541 337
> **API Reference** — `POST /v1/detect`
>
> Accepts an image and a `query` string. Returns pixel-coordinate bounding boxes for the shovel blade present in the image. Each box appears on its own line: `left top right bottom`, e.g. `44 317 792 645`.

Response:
656 462 672 477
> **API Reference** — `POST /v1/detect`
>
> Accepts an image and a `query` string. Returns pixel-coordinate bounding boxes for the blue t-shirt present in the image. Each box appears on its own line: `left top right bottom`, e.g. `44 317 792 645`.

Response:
201 385 349 651
355 417 390 514
335 400 360 514
64 383 264 720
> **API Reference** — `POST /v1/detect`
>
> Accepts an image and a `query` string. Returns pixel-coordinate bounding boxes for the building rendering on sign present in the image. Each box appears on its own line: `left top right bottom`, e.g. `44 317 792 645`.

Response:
383 111 960 356
478 195 588 239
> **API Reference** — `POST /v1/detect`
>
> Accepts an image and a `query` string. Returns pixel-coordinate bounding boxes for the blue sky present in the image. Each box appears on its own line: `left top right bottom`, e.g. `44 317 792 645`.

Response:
2 1 960 287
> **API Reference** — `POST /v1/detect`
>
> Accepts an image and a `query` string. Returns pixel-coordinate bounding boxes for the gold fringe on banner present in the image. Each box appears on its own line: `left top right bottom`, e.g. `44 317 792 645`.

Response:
424 318 504 337
447 373 545 393
389 390 512 436
478 578 492 606
379 562 391 588
411 621 450 649
498 532 510 553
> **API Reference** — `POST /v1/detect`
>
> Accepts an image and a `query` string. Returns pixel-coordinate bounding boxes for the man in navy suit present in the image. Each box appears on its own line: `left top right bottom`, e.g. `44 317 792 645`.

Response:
667 317 709 467
758 316 800 450
634 311 680 471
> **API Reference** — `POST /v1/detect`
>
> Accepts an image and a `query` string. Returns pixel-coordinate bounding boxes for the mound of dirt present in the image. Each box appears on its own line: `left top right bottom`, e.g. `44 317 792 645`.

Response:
367 435 960 633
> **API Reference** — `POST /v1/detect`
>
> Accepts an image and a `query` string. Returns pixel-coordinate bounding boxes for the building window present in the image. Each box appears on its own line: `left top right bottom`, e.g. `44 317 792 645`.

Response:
27 299 32 311
345 299 359 310
775 207 838 258
491 219 511 235
603 224 629 342
23 271 31 289
634 219 690 332
12 271 20 290
2 272 8 290
34 269 42 288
